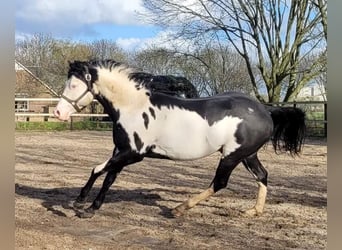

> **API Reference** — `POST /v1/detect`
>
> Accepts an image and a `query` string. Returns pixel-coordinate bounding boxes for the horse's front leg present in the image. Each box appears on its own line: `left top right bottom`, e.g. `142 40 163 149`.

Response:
73 148 121 209
77 170 117 218
77 151 143 218
73 159 110 209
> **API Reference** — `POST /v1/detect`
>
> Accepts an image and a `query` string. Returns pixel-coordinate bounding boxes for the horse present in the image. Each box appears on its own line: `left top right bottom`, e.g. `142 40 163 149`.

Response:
54 59 306 219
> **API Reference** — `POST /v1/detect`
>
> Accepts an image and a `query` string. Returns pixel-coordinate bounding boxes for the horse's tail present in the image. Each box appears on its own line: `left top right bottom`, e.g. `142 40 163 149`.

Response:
264 105 306 155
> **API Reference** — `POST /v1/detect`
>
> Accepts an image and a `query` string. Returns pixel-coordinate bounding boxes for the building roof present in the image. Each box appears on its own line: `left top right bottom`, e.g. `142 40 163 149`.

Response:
15 60 59 97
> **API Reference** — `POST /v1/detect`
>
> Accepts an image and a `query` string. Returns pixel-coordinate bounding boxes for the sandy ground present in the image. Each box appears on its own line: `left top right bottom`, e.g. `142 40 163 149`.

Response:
15 131 327 249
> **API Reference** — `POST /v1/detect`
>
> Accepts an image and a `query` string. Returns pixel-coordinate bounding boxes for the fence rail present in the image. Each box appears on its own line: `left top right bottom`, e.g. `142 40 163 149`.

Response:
15 113 108 117
15 98 327 137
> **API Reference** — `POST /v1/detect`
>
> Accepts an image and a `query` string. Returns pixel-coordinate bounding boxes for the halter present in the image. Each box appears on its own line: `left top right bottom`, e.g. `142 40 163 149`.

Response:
60 68 96 112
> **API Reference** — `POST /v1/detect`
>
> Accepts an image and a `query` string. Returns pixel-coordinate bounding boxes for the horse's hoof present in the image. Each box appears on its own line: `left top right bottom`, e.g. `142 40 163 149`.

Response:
64 201 76 209
171 207 184 217
76 209 95 218
242 208 262 217
73 200 86 209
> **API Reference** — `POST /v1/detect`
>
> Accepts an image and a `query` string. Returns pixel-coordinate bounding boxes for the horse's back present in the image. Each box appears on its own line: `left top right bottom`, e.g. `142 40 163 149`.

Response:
150 91 271 124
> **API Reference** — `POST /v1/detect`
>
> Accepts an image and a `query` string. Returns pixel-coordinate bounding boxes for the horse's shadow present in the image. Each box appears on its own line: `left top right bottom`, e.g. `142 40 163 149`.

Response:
15 177 327 221
15 183 187 218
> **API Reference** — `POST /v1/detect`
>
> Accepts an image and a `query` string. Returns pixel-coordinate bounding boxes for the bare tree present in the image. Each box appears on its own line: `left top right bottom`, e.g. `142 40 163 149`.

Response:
312 51 327 101
49 41 93 93
175 42 253 96
142 0 327 102
15 33 93 94
131 46 178 75
87 39 128 61
15 33 56 80
132 43 252 96
312 0 327 40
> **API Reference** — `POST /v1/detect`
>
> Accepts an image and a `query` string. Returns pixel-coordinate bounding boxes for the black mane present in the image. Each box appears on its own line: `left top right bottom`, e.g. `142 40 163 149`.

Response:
129 72 199 98
68 60 125 83
68 59 199 98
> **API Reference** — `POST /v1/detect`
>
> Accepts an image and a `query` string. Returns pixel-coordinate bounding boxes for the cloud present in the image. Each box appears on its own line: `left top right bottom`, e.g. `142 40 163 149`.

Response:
16 0 146 38
15 0 194 53
116 37 143 51
116 31 172 51
16 0 145 24
141 30 197 51
116 30 196 52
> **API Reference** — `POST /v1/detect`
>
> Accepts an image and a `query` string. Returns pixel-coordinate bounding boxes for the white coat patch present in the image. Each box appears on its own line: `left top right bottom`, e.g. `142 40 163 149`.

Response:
93 159 109 174
119 105 243 160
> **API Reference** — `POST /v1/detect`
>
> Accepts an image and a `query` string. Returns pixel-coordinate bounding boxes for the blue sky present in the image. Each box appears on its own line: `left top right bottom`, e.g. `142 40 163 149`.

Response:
15 0 162 50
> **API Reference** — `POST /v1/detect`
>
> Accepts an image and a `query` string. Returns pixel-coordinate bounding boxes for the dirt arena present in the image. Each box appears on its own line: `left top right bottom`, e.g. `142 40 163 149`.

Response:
15 131 327 249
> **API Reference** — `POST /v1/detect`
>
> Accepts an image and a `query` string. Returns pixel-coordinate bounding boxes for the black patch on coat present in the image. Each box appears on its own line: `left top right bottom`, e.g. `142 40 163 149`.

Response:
149 91 269 126
149 107 156 120
144 145 171 159
133 132 144 152
113 123 131 151
142 112 149 129
96 94 120 122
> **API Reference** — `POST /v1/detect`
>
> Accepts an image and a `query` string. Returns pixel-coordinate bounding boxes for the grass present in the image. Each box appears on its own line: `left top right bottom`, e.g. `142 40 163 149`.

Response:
306 111 325 120
15 121 112 131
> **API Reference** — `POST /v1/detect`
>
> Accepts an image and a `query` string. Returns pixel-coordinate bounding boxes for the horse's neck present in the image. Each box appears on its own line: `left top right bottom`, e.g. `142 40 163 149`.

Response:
96 94 119 122
95 68 150 119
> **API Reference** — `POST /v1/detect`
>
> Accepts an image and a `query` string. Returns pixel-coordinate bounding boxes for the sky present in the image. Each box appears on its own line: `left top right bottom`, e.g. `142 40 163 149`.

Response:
15 0 163 51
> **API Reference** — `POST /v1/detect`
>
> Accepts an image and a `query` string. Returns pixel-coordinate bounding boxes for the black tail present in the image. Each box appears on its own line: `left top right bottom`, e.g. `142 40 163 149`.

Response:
264 105 306 155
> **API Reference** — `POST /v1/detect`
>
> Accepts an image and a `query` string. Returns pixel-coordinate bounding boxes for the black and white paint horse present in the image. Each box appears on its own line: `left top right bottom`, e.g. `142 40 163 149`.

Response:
54 60 306 218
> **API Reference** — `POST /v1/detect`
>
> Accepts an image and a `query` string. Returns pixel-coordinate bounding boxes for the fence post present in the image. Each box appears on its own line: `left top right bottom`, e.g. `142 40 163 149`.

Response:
70 117 73 131
43 106 49 121
324 102 327 137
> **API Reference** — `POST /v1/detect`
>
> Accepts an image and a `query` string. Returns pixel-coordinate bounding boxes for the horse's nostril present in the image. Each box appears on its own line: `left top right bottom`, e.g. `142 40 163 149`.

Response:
54 109 60 117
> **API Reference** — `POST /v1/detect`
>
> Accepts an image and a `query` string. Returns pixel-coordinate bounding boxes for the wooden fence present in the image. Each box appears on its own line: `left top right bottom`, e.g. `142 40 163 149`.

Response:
15 98 327 137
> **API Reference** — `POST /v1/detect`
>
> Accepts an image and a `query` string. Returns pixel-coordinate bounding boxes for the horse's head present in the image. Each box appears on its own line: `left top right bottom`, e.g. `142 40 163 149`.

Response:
54 61 98 121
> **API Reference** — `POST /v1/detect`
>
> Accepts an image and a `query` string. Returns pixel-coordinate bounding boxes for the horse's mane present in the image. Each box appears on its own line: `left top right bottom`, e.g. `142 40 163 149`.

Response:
129 73 199 98
68 60 124 79
68 59 199 98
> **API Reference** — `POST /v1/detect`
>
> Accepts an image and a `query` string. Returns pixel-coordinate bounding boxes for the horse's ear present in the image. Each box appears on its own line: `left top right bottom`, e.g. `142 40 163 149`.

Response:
68 60 75 69
88 67 97 82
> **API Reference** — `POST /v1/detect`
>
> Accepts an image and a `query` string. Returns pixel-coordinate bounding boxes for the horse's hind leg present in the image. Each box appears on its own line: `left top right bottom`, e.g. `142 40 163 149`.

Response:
242 154 268 216
172 156 240 217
